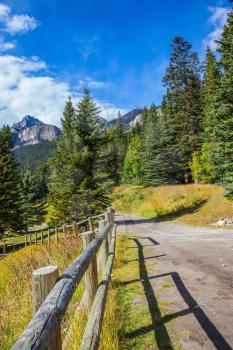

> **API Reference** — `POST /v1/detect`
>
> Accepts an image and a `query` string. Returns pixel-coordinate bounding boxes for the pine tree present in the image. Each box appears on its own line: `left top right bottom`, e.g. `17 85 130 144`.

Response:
122 134 144 185
61 96 75 135
190 47 220 183
114 111 127 183
143 105 179 186
49 91 109 222
20 170 46 232
49 97 77 222
202 47 220 141
163 36 202 182
0 126 23 236
213 10 233 196
105 125 119 185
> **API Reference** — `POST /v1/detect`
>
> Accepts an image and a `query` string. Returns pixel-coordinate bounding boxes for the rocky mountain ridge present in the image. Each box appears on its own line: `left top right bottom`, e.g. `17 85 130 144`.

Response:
106 108 144 127
10 107 159 149
11 115 61 149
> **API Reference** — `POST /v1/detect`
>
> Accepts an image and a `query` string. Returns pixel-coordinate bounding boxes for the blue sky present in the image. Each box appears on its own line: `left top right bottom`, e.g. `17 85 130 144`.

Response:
0 0 230 126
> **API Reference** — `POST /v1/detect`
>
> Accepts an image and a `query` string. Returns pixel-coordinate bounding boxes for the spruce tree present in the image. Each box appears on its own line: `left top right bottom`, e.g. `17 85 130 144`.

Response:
122 134 144 185
163 36 202 182
190 47 220 183
61 96 75 135
49 91 109 222
202 47 220 141
143 105 179 186
114 111 127 183
105 125 119 185
49 97 77 222
0 126 22 236
20 170 46 232
213 9 233 196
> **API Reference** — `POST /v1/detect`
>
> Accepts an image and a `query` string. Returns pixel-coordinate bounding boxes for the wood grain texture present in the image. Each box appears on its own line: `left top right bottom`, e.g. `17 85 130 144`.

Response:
82 231 98 311
32 266 61 350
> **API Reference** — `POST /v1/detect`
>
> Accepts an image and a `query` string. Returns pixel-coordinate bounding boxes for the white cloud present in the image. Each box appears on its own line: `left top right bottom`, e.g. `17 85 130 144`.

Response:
203 6 230 50
0 4 10 20
0 3 39 36
0 3 39 52
95 101 126 121
5 14 39 35
0 54 124 127
0 36 15 51
78 77 106 90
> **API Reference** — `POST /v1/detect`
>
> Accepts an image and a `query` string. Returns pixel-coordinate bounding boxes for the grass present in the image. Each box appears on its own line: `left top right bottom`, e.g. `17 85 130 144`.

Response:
0 236 84 350
112 184 233 226
111 235 183 349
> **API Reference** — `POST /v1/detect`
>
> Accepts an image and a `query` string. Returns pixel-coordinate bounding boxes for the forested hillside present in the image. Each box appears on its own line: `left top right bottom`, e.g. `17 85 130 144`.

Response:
15 141 55 170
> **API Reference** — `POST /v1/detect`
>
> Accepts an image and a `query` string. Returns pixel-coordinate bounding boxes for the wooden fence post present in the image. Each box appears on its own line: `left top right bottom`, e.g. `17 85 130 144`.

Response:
35 233 37 245
29 233 32 245
63 224 67 237
108 207 114 224
41 230 43 245
88 217 94 232
98 219 109 274
82 231 98 312
3 241 6 254
55 227 59 245
32 266 61 350
48 229 50 247
72 222 78 235
105 211 110 224
24 234 27 247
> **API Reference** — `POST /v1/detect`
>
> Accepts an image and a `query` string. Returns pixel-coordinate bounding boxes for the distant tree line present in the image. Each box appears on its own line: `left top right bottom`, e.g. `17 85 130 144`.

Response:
0 8 232 237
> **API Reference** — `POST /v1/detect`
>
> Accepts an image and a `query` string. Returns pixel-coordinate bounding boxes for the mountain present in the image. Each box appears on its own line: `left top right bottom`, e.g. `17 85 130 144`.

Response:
15 141 56 170
106 108 143 127
11 115 61 149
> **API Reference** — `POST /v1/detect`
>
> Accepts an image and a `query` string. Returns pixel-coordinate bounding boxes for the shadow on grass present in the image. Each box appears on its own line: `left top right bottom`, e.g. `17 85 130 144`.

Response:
116 198 208 225
121 237 232 350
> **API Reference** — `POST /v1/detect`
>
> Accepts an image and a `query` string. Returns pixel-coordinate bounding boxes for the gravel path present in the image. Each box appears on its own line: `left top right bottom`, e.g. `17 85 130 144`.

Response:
116 213 233 350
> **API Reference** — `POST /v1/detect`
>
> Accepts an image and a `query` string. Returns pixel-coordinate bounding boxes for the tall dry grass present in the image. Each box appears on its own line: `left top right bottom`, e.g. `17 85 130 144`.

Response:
112 184 233 225
0 236 83 350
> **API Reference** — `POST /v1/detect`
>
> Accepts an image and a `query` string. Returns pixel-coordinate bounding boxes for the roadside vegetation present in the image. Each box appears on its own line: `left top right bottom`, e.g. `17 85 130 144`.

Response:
112 184 233 226
0 236 84 350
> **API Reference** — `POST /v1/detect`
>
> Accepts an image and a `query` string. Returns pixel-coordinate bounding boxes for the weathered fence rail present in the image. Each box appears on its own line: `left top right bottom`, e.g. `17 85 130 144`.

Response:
13 208 116 350
0 211 106 255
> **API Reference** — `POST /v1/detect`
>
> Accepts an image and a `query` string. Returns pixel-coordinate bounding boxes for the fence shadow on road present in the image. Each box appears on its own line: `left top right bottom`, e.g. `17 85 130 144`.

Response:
122 237 232 350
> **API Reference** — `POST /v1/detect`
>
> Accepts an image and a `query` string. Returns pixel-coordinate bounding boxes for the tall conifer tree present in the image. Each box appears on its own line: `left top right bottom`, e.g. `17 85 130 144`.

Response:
0 126 22 236
190 47 220 183
213 9 233 196
114 111 127 183
163 36 202 182
49 97 76 222
49 91 109 222
143 105 179 186
20 170 46 232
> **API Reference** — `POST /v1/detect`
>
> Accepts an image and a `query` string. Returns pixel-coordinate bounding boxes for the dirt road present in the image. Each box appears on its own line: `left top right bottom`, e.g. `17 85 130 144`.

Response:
116 213 233 350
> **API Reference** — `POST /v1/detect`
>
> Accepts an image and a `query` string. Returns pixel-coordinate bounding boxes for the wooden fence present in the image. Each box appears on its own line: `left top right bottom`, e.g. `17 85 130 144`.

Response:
12 207 116 350
0 211 108 256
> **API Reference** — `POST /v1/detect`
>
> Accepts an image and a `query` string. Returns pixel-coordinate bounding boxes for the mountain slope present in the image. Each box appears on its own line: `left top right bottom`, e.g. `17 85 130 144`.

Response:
11 115 61 149
15 141 55 170
106 108 143 127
